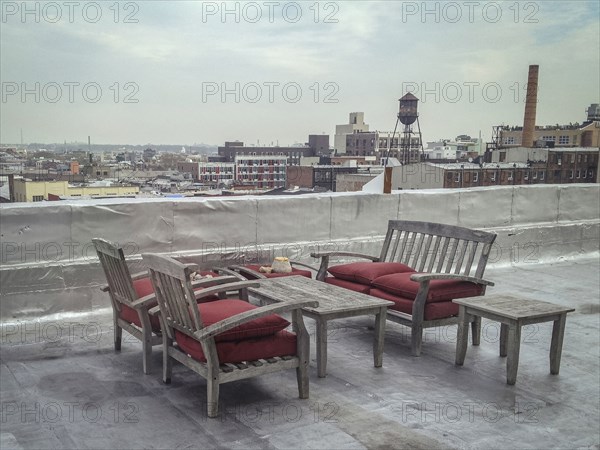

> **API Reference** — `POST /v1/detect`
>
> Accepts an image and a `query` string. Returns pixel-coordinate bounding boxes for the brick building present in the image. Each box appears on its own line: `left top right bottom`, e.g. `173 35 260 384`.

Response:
286 165 358 191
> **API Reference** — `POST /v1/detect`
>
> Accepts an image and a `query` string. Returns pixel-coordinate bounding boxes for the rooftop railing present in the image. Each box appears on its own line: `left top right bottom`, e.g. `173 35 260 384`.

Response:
1 184 598 320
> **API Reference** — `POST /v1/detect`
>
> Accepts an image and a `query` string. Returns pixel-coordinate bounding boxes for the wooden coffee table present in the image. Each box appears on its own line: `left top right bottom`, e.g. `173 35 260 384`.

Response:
454 295 575 385
248 276 393 378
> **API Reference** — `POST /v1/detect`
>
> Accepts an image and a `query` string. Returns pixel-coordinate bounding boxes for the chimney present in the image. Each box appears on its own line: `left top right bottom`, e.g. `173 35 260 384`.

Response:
522 65 539 148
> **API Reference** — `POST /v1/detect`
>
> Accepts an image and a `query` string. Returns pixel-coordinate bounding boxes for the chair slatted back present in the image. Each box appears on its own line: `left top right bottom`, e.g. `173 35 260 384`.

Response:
142 253 204 340
93 238 138 312
380 220 497 278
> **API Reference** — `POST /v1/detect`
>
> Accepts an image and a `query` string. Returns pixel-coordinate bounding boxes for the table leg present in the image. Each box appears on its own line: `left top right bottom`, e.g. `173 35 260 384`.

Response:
550 314 567 375
316 319 328 378
373 307 386 368
506 323 521 385
455 306 470 366
500 323 508 357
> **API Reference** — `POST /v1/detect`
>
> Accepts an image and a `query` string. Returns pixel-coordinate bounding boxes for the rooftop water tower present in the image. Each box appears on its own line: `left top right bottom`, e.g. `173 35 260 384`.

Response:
386 93 424 166
383 92 424 193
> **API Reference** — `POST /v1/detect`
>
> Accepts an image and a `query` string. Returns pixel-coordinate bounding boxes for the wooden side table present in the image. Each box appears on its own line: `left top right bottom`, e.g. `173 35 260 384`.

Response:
454 295 575 385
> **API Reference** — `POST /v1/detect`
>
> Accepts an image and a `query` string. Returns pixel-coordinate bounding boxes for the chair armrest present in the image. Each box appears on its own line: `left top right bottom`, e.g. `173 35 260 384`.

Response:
148 305 161 316
289 260 318 272
190 275 241 289
129 271 148 281
310 252 380 281
212 267 246 280
310 251 379 261
409 273 495 286
228 265 267 280
194 299 319 341
130 293 158 309
192 280 261 301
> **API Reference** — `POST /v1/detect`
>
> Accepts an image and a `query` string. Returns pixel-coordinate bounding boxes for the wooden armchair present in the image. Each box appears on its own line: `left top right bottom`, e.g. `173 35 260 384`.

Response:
311 220 497 356
142 253 317 418
93 238 244 374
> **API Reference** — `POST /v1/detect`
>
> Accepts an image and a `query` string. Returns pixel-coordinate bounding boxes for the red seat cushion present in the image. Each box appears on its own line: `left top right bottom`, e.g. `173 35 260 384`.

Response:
175 330 297 364
119 303 162 332
325 277 371 294
370 288 459 321
328 262 415 285
372 273 483 303
195 299 290 342
244 265 312 279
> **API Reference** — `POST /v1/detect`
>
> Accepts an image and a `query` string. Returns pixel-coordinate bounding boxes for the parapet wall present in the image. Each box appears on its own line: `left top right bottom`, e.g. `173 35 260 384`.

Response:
1 184 598 320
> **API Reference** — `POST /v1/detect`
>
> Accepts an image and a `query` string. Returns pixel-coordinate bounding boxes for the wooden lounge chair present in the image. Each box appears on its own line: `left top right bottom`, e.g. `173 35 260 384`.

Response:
142 253 317 418
93 238 241 374
311 220 497 356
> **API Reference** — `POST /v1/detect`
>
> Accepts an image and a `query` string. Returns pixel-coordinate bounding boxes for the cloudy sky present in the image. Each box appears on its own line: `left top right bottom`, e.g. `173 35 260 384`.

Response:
1 0 598 147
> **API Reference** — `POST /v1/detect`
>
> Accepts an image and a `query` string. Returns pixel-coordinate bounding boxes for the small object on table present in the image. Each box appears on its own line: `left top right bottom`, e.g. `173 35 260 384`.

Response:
272 257 293 274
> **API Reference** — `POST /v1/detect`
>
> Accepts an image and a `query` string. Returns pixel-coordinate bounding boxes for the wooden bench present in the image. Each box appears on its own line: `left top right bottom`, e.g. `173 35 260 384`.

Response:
311 220 497 356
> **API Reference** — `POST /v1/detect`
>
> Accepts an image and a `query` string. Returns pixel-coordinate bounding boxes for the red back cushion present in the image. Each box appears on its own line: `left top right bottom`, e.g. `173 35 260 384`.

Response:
328 262 415 285
372 273 483 303
196 299 290 342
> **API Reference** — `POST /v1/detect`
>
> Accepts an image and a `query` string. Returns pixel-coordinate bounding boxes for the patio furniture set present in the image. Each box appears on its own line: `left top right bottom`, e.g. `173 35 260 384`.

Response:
94 220 574 418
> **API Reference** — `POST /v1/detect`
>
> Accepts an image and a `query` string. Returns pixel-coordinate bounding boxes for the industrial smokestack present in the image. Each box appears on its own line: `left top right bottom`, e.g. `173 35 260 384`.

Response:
522 65 539 148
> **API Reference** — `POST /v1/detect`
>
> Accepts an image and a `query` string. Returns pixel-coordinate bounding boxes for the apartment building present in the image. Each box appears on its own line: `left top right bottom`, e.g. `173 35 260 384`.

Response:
235 155 287 189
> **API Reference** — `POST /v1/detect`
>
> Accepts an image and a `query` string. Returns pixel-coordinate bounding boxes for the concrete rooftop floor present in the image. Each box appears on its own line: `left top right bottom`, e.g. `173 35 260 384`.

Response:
1 257 599 449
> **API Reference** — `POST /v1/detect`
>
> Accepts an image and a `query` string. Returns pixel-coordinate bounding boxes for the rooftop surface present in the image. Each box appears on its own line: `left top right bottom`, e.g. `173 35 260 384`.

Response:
1 257 598 449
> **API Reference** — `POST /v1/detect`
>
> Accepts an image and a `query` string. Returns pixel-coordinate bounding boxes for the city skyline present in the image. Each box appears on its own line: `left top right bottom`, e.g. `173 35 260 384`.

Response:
1 1 599 146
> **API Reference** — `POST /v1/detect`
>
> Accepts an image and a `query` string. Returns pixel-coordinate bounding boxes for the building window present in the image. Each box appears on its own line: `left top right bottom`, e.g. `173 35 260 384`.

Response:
533 171 538 180
504 137 515 145
508 171 514 181
524 171 529 181
569 170 574 179
454 173 461 183
570 154 575 163
589 169 595 179
576 169 581 179
473 172 478 182
577 154 582 163
539 171 545 181
559 136 569 145
542 136 556 142
32 195 44 202
490 171 497 182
